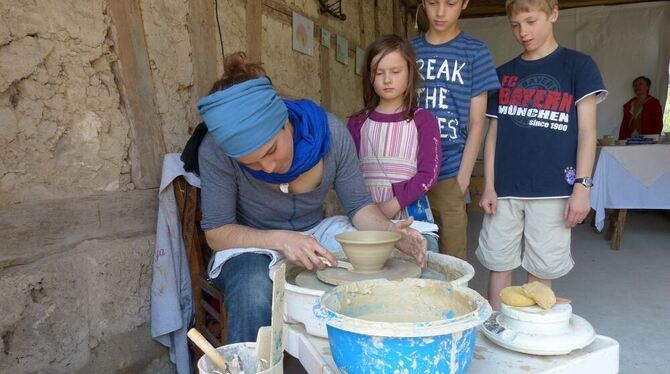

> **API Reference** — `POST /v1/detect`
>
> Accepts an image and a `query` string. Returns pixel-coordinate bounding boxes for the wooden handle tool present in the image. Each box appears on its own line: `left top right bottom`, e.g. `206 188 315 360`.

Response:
187 328 229 372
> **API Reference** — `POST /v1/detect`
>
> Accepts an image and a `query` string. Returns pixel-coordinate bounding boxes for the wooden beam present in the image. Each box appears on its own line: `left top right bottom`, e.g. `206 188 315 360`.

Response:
189 0 220 101
404 0 659 18
246 0 263 61
107 1 166 189
319 13 332 111
374 0 381 37
0 189 158 269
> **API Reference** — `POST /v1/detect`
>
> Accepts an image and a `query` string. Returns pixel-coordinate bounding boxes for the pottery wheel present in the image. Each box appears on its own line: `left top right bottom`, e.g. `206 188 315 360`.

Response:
294 271 334 292
315 259 422 286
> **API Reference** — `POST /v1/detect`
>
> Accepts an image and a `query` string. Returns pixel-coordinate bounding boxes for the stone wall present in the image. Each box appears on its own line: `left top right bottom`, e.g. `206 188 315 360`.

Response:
0 0 405 372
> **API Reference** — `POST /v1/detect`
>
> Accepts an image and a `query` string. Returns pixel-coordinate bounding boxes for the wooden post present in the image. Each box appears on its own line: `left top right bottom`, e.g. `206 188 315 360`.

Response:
393 0 399 35
247 0 263 61
319 14 332 111
374 0 381 38
108 1 166 189
189 0 220 102
611 209 627 250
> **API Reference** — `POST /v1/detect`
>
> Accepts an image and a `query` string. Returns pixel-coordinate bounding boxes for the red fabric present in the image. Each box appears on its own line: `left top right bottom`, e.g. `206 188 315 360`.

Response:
618 96 664 140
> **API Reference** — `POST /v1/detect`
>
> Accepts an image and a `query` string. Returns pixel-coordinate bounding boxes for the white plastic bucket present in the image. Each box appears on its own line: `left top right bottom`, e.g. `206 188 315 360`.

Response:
196 342 283 374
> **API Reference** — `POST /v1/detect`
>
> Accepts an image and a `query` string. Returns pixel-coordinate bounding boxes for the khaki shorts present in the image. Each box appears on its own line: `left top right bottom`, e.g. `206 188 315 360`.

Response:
475 198 574 279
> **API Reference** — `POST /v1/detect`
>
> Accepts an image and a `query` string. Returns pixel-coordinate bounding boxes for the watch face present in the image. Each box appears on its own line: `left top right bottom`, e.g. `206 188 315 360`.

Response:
581 177 593 187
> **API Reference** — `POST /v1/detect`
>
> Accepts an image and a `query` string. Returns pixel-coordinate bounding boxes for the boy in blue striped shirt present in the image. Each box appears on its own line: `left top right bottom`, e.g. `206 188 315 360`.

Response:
411 0 500 259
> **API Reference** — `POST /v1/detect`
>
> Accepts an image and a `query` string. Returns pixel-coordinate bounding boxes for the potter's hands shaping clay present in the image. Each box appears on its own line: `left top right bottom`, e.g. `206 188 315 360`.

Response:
390 217 427 267
522 282 556 310
278 231 337 271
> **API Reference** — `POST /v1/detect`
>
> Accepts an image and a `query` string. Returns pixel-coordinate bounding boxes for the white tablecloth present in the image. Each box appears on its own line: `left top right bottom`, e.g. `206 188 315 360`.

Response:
591 145 670 231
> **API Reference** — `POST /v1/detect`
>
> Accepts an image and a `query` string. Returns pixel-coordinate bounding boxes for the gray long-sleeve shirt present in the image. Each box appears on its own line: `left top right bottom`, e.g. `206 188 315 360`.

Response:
198 113 373 233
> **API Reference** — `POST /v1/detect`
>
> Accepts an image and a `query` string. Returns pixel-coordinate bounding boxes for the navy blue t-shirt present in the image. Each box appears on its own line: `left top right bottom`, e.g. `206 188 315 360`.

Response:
487 47 607 198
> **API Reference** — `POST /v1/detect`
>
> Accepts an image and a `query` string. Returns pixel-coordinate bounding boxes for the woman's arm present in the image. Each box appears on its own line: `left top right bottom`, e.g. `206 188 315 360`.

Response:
204 224 336 271
618 100 631 140
646 98 664 134
351 204 426 267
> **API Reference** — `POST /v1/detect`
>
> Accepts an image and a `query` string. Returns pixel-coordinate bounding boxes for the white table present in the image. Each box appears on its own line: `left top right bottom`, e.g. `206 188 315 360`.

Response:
591 144 670 249
285 323 619 374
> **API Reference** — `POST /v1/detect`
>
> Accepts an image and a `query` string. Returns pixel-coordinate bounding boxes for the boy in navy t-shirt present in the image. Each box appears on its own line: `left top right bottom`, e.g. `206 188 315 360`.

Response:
476 0 607 310
411 0 500 260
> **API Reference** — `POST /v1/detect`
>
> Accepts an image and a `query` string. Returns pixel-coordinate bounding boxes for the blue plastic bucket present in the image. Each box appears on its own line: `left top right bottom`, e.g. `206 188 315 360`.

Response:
314 278 491 374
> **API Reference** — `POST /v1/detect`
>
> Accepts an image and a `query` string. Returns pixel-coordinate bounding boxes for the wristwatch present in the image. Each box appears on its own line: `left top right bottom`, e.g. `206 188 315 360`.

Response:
574 177 594 188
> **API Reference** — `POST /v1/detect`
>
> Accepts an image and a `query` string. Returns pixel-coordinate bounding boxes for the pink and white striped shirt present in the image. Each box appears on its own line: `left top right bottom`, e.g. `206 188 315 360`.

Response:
347 108 442 219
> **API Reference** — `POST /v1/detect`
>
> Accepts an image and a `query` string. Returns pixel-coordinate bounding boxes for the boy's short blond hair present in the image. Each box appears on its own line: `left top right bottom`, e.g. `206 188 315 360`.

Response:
505 0 557 16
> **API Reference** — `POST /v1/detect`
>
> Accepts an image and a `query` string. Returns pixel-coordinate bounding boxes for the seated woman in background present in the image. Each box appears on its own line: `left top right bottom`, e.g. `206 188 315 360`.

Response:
618 76 663 140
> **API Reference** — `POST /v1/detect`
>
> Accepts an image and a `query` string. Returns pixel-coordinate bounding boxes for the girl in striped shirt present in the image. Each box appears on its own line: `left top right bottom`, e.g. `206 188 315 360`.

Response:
347 35 442 252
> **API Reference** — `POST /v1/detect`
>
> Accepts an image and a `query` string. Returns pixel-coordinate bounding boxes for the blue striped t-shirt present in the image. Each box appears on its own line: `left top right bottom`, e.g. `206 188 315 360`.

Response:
411 32 500 179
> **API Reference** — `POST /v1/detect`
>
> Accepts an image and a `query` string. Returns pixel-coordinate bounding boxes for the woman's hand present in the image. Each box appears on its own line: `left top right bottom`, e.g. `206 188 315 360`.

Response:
390 217 427 267
277 231 337 271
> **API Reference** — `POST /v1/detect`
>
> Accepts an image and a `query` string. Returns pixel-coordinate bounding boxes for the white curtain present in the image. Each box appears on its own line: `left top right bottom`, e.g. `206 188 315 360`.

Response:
461 1 670 137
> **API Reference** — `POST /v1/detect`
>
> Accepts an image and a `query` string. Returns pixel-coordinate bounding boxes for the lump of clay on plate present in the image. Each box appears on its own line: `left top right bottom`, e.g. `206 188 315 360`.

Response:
522 282 556 310
500 286 535 307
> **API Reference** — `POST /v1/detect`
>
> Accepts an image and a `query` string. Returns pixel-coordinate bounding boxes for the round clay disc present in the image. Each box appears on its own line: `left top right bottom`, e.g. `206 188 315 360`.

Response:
316 259 422 286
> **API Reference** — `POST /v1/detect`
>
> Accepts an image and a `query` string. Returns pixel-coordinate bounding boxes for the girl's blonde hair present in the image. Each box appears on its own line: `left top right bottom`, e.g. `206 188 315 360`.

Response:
505 0 558 16
357 34 421 120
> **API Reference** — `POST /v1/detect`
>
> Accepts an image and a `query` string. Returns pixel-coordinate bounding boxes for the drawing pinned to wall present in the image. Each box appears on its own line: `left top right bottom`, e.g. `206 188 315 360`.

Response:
321 28 331 48
355 47 365 76
292 11 314 56
336 34 348 65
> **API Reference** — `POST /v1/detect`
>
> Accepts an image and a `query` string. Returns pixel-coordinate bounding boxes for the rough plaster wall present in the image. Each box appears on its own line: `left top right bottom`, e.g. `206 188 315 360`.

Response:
0 0 131 205
328 45 363 120
0 235 159 373
141 0 196 153
320 0 370 119
215 0 246 76
262 10 321 101
285 0 321 19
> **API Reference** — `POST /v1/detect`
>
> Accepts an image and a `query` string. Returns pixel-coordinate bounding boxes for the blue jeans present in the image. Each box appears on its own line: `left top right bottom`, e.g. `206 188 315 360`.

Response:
210 253 273 343
424 233 439 253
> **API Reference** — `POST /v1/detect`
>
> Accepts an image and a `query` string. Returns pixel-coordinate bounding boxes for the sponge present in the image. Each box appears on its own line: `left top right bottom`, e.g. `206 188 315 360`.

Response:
500 286 536 307
522 282 556 310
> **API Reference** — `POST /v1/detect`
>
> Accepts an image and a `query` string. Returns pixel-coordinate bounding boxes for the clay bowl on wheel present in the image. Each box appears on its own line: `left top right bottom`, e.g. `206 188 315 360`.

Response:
334 231 401 273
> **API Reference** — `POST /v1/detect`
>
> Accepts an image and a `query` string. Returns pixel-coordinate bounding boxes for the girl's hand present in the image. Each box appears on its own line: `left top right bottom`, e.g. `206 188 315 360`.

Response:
479 188 498 215
390 217 427 267
277 231 337 270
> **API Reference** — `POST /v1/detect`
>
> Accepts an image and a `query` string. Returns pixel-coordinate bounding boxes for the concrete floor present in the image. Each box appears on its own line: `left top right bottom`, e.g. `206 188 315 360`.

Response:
466 209 670 374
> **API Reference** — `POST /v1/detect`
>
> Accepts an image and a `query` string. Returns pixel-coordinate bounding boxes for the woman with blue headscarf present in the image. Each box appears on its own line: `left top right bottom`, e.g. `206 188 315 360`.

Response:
194 53 427 343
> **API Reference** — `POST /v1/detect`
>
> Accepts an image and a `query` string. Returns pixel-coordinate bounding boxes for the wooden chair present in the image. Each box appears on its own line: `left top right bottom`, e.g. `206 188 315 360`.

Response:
172 175 228 349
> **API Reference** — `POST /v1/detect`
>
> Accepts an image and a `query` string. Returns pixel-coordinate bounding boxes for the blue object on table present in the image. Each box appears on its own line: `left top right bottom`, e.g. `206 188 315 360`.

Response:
404 194 434 223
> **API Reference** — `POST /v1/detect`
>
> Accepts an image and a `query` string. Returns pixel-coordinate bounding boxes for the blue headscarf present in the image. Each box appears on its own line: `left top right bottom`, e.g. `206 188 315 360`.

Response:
197 77 330 184
242 99 330 184
198 77 287 158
